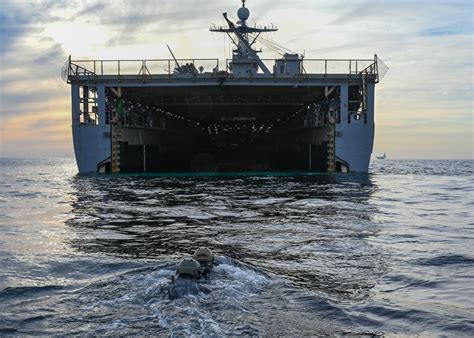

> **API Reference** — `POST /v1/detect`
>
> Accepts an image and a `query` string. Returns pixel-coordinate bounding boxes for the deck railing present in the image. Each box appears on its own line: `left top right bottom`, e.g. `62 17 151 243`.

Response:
66 55 380 81
67 57 220 77
225 58 377 76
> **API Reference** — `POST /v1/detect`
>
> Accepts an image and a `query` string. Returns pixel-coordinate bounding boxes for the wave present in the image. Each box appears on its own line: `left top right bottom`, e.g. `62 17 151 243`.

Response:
0 285 65 300
413 254 474 267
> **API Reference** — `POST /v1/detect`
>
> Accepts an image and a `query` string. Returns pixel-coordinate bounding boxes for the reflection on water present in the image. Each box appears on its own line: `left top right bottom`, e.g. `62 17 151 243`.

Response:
67 173 381 299
1 159 473 335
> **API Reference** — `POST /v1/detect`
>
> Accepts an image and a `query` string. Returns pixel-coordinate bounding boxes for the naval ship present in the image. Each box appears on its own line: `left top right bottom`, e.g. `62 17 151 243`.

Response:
64 0 386 173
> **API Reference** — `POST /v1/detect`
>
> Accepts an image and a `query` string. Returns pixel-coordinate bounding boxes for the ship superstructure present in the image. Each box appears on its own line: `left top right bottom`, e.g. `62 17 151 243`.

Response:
64 1 386 173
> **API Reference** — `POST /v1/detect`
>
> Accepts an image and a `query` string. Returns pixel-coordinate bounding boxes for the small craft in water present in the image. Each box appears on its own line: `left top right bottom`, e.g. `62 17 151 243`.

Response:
376 152 386 160
161 247 215 299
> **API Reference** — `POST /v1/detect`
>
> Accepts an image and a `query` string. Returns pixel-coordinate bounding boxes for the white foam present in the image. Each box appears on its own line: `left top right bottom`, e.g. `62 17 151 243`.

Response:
99 320 128 330
214 263 268 285
97 294 132 306
288 198 334 207
150 307 171 328
79 261 273 334
253 197 293 205
93 230 136 240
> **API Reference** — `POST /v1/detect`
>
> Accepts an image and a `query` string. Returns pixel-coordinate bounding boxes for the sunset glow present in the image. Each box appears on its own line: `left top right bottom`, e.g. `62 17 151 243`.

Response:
1 0 472 159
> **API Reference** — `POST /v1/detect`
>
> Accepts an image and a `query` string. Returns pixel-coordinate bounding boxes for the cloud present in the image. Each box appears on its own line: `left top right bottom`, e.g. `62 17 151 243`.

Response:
0 5 30 53
0 0 472 159
73 2 108 17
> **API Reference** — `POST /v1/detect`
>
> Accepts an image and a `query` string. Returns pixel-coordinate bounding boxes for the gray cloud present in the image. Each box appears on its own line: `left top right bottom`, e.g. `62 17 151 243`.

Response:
33 43 66 66
72 2 108 17
0 5 30 53
91 0 229 45
0 0 472 158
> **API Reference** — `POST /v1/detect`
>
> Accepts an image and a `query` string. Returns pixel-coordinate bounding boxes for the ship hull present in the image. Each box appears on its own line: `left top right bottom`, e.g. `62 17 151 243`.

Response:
70 75 375 174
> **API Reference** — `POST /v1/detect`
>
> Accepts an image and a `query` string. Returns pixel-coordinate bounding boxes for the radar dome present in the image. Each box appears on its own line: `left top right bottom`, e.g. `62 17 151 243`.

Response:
237 6 250 21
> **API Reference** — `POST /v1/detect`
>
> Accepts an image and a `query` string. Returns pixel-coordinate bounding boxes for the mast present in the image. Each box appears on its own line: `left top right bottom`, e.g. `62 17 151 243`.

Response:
166 44 181 69
210 0 278 75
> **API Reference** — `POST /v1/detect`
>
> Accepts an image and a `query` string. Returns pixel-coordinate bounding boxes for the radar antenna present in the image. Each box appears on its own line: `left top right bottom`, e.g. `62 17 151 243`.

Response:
210 0 278 75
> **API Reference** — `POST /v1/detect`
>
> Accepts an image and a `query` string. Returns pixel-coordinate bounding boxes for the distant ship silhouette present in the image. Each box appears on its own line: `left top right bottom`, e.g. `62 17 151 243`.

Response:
376 152 386 160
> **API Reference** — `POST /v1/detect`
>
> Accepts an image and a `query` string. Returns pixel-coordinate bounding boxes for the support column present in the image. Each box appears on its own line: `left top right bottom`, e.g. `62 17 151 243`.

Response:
97 85 106 127
143 144 147 172
366 83 375 154
71 83 80 126
340 84 349 125
308 143 312 171
332 84 348 172
366 84 375 122
83 86 89 118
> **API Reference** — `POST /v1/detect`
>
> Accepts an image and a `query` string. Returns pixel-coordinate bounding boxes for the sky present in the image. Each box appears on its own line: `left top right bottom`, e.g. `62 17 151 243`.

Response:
0 0 472 159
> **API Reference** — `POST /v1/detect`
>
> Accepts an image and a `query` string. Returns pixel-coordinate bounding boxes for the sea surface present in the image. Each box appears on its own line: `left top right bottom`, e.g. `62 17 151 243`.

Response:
0 158 473 336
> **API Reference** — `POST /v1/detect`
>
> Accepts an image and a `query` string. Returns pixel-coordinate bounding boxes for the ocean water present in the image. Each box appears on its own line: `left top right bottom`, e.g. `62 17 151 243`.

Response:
0 158 473 335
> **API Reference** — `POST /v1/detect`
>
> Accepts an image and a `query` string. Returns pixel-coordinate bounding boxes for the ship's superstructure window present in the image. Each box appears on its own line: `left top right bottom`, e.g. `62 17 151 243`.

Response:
78 86 99 125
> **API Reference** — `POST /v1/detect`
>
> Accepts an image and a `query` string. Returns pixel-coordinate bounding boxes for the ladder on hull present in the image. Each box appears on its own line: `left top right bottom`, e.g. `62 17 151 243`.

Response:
326 124 335 172
111 121 121 173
